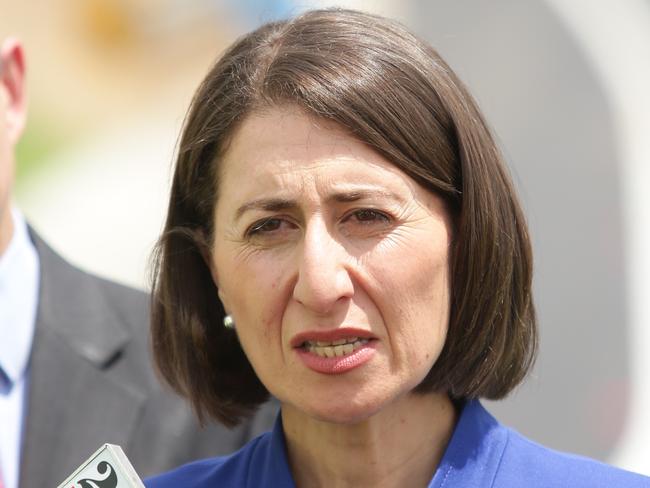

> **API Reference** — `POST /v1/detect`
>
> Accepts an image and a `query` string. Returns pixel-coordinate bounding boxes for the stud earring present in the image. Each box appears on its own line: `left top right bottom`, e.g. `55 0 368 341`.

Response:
223 314 235 329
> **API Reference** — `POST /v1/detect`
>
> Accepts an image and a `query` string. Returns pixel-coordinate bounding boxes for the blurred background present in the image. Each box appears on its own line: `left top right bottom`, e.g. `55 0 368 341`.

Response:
3 0 650 475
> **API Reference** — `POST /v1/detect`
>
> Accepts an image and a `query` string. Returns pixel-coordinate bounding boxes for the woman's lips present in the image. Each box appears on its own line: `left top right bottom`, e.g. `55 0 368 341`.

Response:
291 328 377 374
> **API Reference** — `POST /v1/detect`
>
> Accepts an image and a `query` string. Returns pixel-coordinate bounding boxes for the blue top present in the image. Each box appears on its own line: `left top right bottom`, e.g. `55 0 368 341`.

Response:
145 400 650 487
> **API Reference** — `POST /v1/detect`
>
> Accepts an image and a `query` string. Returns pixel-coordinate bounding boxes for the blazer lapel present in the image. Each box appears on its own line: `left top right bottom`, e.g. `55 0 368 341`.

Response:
19 232 146 487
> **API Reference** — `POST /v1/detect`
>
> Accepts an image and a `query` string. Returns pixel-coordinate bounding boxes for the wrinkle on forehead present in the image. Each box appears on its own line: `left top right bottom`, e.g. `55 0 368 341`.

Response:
215 106 448 226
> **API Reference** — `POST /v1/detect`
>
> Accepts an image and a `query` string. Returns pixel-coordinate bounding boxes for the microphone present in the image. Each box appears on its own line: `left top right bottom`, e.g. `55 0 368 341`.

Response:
57 444 144 488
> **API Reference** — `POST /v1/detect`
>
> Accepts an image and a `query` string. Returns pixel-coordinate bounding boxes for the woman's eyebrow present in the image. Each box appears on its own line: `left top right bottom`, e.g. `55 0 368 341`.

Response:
325 189 404 204
234 189 406 222
235 198 297 222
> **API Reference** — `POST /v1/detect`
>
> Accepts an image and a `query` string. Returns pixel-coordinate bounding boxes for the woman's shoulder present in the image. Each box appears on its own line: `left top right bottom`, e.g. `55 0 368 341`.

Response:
496 426 650 487
144 434 267 488
441 401 650 487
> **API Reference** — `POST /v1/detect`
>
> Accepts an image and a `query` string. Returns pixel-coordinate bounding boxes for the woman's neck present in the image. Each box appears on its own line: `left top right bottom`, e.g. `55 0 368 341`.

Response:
281 392 457 488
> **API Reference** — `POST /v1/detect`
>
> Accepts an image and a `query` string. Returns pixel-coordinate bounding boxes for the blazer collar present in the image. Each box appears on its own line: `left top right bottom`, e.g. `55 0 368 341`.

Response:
429 400 508 487
29 228 130 366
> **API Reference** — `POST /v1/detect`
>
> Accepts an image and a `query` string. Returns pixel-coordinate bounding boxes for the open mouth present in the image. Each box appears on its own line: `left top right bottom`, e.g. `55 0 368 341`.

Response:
301 337 371 358
293 330 377 374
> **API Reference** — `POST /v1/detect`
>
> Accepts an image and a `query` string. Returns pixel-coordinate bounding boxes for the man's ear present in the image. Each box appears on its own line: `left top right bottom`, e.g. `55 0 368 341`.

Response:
0 38 26 144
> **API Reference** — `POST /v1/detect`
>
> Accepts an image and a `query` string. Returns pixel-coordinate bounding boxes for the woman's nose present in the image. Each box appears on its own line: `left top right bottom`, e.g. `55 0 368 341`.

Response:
292 222 354 315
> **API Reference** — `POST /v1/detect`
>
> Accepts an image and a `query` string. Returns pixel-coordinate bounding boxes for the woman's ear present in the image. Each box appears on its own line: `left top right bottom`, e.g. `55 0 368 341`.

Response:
197 236 218 285
217 287 230 313
213 267 231 314
195 229 231 311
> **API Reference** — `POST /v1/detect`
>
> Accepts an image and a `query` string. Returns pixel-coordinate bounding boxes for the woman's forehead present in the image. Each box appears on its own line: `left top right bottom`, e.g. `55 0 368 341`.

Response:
223 107 354 160
217 108 418 197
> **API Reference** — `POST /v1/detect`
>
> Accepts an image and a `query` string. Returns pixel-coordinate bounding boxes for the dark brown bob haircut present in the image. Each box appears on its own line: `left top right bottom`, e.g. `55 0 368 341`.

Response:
151 8 537 427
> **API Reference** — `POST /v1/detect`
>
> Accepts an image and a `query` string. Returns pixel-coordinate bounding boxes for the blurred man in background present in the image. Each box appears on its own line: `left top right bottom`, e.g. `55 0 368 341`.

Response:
0 38 275 488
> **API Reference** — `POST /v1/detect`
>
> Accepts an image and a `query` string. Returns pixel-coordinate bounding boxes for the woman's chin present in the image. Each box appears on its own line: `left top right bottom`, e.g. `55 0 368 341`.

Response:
293 397 388 426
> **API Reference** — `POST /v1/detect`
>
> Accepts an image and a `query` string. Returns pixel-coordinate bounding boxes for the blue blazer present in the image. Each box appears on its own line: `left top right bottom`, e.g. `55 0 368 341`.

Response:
146 400 650 487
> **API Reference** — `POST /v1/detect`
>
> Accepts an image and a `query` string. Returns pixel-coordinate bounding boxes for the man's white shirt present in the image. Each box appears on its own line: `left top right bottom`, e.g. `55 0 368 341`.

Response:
0 208 40 488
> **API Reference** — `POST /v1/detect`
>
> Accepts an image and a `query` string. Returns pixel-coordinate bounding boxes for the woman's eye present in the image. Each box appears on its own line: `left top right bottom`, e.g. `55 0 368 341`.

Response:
248 218 283 235
351 209 391 224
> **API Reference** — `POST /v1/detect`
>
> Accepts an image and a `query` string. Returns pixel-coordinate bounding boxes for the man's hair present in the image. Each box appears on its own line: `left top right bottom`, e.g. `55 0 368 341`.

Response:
150 8 537 427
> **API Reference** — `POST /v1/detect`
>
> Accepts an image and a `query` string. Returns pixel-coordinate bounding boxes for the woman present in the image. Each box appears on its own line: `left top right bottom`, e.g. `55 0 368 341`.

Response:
146 9 649 488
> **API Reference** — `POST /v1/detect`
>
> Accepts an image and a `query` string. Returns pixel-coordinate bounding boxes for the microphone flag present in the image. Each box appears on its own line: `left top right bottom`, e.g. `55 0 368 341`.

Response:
57 444 144 488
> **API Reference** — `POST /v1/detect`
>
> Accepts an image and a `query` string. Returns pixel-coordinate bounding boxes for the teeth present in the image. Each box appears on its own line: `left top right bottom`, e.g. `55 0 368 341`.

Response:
307 338 370 358
309 337 360 347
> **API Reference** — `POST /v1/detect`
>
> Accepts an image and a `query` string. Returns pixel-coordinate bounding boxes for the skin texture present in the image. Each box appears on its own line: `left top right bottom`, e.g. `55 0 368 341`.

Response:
211 107 456 487
0 38 27 256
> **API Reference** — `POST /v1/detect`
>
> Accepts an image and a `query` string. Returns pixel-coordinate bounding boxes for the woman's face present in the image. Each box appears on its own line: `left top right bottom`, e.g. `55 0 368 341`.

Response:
211 107 452 424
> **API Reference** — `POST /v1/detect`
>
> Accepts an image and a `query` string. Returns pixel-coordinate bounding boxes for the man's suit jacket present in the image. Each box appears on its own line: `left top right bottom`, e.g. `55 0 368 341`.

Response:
18 232 277 487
